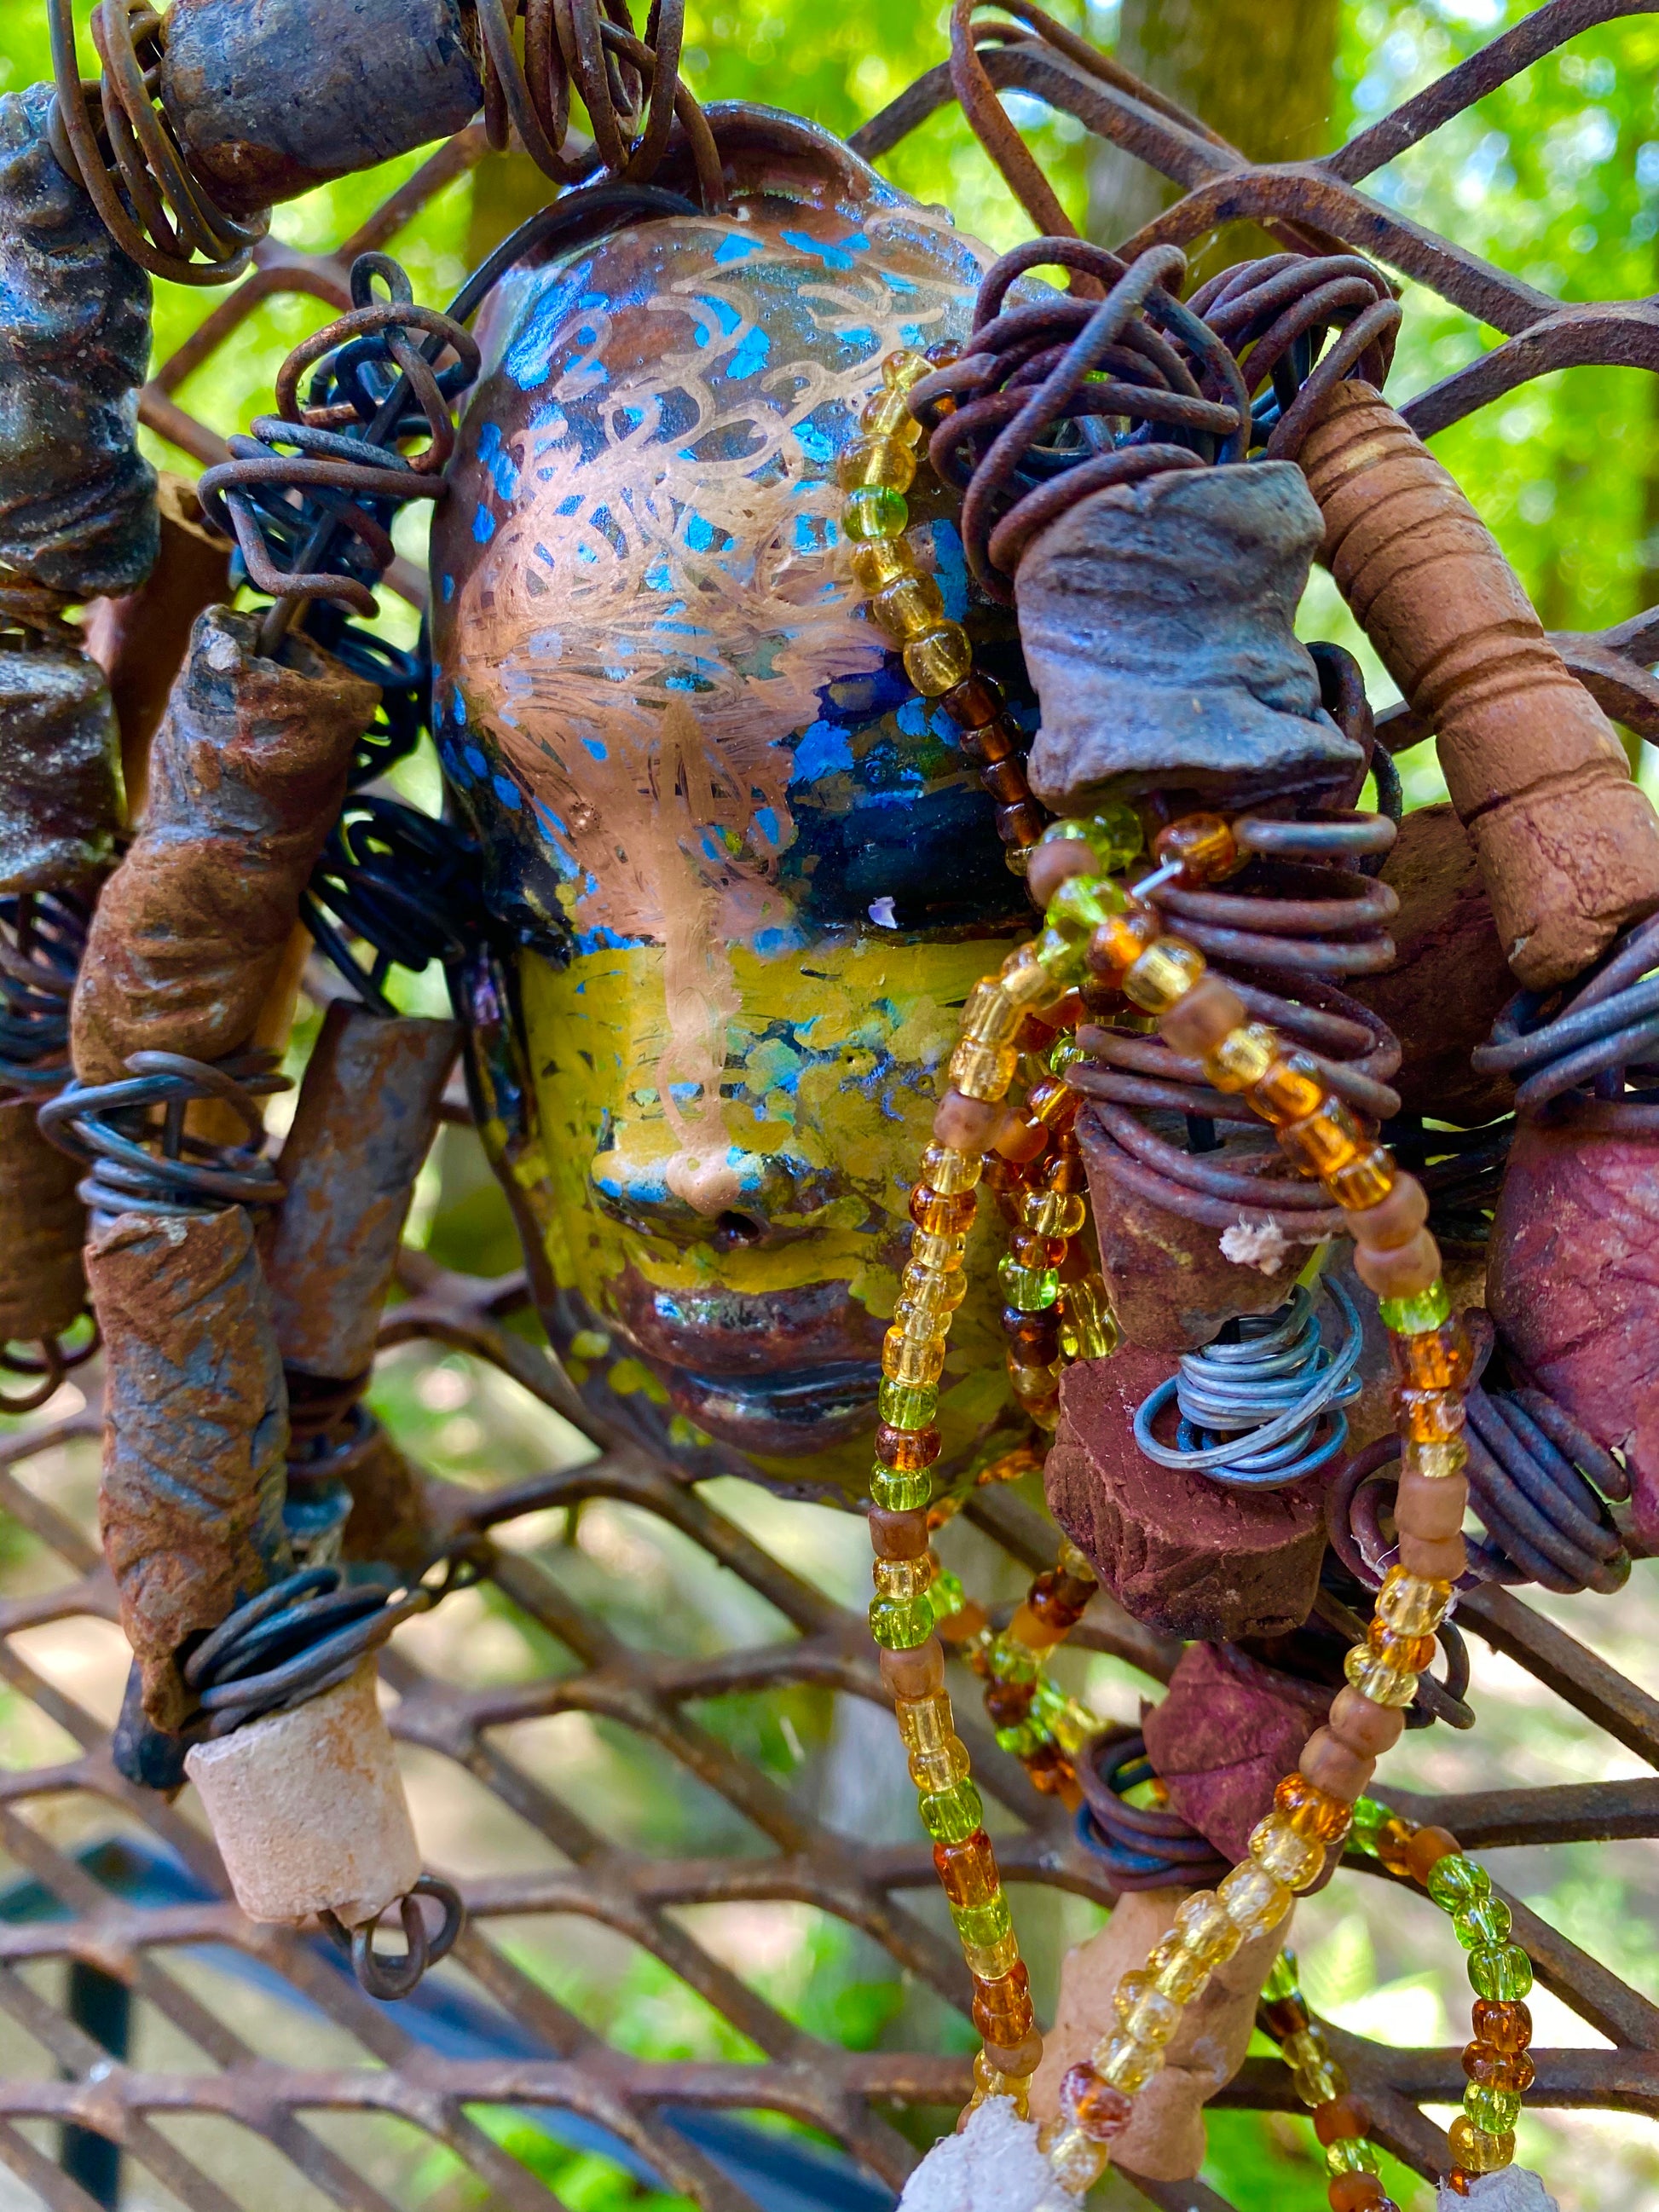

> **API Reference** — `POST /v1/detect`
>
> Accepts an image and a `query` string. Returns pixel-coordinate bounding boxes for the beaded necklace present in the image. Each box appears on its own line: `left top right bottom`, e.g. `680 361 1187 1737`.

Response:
841 345 1535 2203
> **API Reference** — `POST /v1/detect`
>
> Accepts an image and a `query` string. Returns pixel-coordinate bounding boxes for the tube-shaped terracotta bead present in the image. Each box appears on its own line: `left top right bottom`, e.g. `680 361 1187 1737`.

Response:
1327 1687 1407 1759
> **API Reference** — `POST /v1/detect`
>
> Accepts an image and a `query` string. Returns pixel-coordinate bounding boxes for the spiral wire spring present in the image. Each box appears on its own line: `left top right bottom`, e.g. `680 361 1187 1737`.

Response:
38 1050 290 1222
0 892 88 1094
1472 908 1659 1123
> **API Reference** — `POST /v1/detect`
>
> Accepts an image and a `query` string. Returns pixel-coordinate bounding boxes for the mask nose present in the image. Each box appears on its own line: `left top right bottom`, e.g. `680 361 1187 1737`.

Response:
591 1143 826 1252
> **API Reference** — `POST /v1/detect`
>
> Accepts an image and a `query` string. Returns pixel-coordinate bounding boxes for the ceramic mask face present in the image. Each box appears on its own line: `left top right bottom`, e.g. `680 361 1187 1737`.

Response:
430 113 1042 1494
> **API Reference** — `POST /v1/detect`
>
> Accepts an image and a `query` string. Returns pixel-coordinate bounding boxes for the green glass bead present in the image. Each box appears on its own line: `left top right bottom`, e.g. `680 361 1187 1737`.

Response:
1379 1277 1453 1336
842 485 908 541
929 1568 966 1621
1349 1797 1389 1857
998 1256 1060 1311
878 1377 939 1429
1464 2084 1523 2136
919 1779 984 1843
869 1594 934 1649
870 1464 932 1512
995 1722 1040 1757
1325 2141 1380 2177
1032 926 1088 986
1454 1897 1513 1952
1469 1943 1535 2002
951 1893 1013 1949
989 1630 1040 1684
1046 873 1117 939
1261 1949 1299 2005
1426 1854 1491 1912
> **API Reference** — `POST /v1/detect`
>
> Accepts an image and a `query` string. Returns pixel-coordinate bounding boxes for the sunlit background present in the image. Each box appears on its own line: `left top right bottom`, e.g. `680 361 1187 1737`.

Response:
2 0 1658 2204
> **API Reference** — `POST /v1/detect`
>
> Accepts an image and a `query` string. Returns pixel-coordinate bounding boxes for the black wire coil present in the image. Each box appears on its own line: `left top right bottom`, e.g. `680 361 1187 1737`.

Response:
38 1050 289 1221
0 892 90 1093
1073 1727 1231 1891
1472 909 1659 1121
302 797 483 1014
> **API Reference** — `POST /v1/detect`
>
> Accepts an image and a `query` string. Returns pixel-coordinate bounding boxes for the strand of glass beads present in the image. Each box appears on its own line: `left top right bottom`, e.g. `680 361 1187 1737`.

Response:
843 355 1520 2197
1258 1949 1401 2210
1350 1801 1537 2190
841 348 1045 874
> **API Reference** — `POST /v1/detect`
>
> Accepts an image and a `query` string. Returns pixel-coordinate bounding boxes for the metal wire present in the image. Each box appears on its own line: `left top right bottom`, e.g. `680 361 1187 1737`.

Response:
320 1874 466 2002
301 796 483 1013
1073 1727 1231 1891
0 892 88 1094
1133 1278 1365 1488
38 1050 289 1221
1473 909 1659 1118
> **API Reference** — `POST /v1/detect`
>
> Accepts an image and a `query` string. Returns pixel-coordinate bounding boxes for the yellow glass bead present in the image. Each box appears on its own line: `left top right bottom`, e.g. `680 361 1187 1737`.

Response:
1247 1811 1326 1892
1278 1094 1367 1178
1217 1860 1293 1938
905 621 975 696
1059 1275 1119 1363
962 1929 1021 1979
1096 2031 1164 2094
882 346 932 392
1148 1931 1211 2005
1375 1564 1454 1637
850 537 916 593
1343 1647 1420 1708
1326 1145 1396 1211
882 1328 945 1386
1403 1435 1470 1482
1000 944 1061 1008
1204 1022 1279 1094
874 1556 932 1601
860 385 925 444
1124 938 1205 1015
899 1263 967 1316
892 1300 942 1346
1282 2028 1346 2101
1009 1357 1064 1404
972 2048 1032 2117
1175 1890 1244 1967
1289 2054 1348 2108
909 1735 971 1793
895 1691 954 1755
1037 2121 1111 2196
920 1142 983 1196
1022 1188 1088 1239
1119 1984 1182 2048
837 436 916 494
910 1227 968 1271
1448 2116 1515 2175
870 570 945 643
962 979 1024 1046
947 1037 1016 1101
1113 1970 1153 2024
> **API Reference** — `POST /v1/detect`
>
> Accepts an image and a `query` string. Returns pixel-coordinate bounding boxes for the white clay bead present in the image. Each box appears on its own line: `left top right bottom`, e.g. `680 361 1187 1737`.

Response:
186 1658 421 1927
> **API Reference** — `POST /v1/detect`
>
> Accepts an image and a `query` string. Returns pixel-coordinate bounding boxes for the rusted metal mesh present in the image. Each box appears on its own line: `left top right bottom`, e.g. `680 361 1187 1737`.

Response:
1 5 1654 2206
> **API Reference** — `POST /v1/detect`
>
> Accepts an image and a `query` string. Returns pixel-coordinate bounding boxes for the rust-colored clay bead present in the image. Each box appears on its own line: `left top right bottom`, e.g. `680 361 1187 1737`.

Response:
984 2027 1045 2076
1298 1726 1375 1805
1406 1824 1462 1883
1329 1687 1407 1759
1344 1173 1429 1251
1395 1468 1470 1543
1026 839 1098 908
1008 1599 1062 1652
879 1638 945 1698
1354 1226 1442 1299
995 1115 1049 1164
869 1508 930 1559
1159 972 1248 1058
1313 2094 1371 2146
934 1089 1007 1148
1328 2176 1387 2212
1398 1529 1469 1582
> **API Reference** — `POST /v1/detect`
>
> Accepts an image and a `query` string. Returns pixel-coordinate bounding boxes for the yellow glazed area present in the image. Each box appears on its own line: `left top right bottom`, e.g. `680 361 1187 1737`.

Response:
515 932 1020 1490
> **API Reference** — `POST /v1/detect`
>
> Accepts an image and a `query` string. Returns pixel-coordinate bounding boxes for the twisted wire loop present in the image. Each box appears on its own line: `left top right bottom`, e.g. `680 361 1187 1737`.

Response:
908 237 1249 601
474 0 725 210
1472 908 1659 1127
46 0 269 285
197 253 481 656
302 795 483 1014
1330 1318 1631 1600
1074 1727 1230 1891
321 1875 466 2002
1133 1278 1365 1489
38 1049 289 1221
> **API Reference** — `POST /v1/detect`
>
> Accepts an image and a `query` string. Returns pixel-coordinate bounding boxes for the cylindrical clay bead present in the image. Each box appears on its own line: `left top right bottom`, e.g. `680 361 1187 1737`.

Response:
0 86 155 600
72 606 378 1085
0 1094 84 1346
0 644 122 893
1296 380 1659 989
266 1001 460 1383
90 1204 292 1732
185 1659 421 1926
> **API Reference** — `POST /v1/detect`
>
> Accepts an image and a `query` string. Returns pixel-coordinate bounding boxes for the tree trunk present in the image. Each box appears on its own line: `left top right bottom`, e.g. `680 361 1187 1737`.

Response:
1088 0 1340 259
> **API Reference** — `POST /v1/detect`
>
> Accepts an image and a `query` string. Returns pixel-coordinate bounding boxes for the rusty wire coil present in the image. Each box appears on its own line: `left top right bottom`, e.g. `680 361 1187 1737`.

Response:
46 0 269 285
474 0 724 208
908 236 1248 599
1472 908 1659 1121
1330 1316 1631 1598
1187 250 1401 459
1074 1727 1230 1891
38 1049 289 1221
0 891 88 1094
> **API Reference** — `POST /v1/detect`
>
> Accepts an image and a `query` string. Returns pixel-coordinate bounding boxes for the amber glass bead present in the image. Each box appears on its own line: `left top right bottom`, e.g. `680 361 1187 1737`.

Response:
1246 1053 1327 1127
909 1184 976 1236
882 346 933 390
1328 2178 1386 2212
1471 2000 1532 2053
1026 1075 1079 1130
1463 2042 1535 2094
1395 1385 1468 1443
1448 2116 1513 2174
1343 1648 1419 1709
905 621 974 696
997 798 1045 852
1373 1813 1416 1878
957 718 1016 765
1248 1811 1325 1891
875 1420 941 1473
1058 2063 1133 2141
1260 1995 1312 2043
1125 937 1206 1015
860 384 925 443
977 755 1028 806
1097 2030 1164 2094
971 1960 1033 2043
1028 1568 1093 1630
1374 1564 1454 1635
1390 1314 1473 1391
842 485 908 540
948 1034 1017 1102
1205 1021 1278 1093
1087 907 1161 985
1403 1435 1470 1482
1003 1307 1061 1359
1326 1146 1396 1210
1367 1621 1438 1675
882 1329 945 1386
1175 1887 1245 1966
1153 811 1241 885
1279 1094 1367 1178
939 671 1004 730
984 1678 1034 1728
1148 1933 1211 2005
1276 1772 1354 1845
850 536 915 592
1404 1825 1461 1884
870 570 945 643
838 436 916 494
